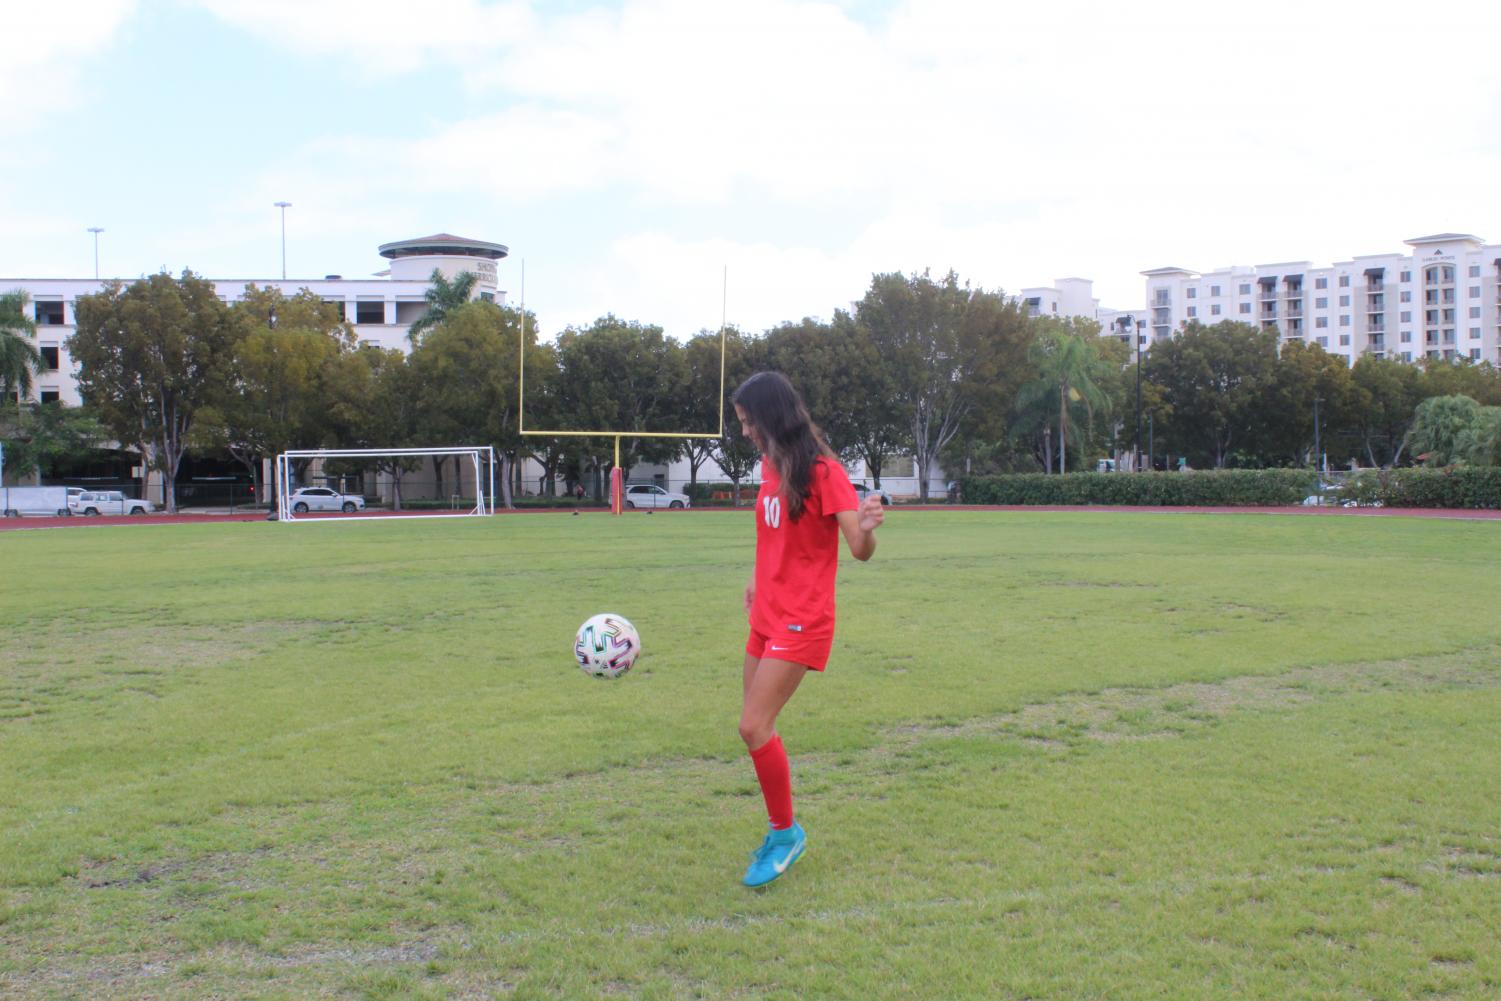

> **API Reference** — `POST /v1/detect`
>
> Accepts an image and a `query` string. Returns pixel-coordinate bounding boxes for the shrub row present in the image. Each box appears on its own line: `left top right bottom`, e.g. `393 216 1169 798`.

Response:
958 470 1315 507
1336 467 1501 509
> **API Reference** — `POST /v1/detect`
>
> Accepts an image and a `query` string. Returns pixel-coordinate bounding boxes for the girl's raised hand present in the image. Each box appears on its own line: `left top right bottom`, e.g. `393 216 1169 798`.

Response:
858 494 885 532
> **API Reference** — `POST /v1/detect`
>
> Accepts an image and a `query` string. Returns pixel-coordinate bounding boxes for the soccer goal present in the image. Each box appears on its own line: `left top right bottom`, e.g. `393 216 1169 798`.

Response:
274 446 496 522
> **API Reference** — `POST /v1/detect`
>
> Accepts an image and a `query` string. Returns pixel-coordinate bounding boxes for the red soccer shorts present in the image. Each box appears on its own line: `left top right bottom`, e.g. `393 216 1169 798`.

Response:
746 628 832 671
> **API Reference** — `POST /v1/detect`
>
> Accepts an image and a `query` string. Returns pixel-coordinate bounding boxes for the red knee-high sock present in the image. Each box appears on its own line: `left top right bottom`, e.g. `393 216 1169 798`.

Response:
749 734 794 830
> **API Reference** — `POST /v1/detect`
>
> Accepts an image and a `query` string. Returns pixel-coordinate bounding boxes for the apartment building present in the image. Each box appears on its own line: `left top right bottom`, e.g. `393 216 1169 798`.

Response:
6 232 509 408
1017 278 1148 350
1141 233 1501 365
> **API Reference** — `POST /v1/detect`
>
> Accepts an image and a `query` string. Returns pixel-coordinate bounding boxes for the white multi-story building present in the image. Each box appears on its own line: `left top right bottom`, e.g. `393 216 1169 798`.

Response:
1017 278 1148 351
6 232 509 408
1140 233 1501 365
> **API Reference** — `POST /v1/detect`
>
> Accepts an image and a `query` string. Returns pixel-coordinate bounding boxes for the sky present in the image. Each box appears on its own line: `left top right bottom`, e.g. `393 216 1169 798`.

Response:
5 0 1501 341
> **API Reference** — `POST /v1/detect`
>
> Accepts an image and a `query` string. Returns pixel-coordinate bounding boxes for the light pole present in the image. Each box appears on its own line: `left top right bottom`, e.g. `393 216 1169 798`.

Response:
1313 395 1324 498
87 227 103 280
1135 320 1145 472
1118 315 1142 471
274 201 291 279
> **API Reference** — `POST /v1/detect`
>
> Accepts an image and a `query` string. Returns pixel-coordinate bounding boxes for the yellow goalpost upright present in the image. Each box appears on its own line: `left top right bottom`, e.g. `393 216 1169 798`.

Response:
517 266 730 514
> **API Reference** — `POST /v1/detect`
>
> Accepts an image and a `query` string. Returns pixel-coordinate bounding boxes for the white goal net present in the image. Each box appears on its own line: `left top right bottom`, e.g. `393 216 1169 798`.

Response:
274 446 496 522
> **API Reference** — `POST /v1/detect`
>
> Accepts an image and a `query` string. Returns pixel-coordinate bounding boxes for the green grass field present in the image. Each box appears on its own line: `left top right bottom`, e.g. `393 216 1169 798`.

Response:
3 510 1500 1000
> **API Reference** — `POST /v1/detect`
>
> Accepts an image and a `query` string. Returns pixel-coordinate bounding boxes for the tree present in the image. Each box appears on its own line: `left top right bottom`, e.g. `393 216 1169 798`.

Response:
1350 355 1425 467
1264 340 1358 468
321 346 424 508
552 315 686 485
0 401 108 480
764 312 908 487
70 272 239 513
1144 321 1280 468
198 286 352 501
1455 406 1501 466
408 301 533 507
680 326 755 494
857 271 1025 500
1013 323 1112 474
1408 395 1482 466
406 269 479 345
0 291 44 413
709 335 769 504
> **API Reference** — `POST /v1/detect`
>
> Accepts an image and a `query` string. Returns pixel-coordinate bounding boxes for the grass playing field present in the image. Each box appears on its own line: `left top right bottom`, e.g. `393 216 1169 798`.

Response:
2 510 1500 1000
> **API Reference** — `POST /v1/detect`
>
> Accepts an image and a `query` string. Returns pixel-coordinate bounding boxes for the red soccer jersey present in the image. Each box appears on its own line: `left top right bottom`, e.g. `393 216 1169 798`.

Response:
751 456 859 641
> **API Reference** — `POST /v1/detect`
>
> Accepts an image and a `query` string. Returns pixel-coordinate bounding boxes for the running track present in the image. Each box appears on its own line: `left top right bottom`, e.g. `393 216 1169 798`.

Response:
3 504 1498 532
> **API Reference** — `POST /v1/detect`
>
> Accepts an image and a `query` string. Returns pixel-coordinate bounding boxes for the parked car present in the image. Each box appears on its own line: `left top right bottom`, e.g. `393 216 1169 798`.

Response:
70 490 155 516
853 483 893 505
288 487 366 514
624 484 690 509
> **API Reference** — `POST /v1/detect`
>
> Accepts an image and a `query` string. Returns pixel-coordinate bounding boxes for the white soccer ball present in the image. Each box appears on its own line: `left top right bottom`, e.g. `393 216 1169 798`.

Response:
574 613 641 679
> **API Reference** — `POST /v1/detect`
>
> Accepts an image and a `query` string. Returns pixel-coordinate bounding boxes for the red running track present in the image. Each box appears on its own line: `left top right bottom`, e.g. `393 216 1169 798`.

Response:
3 504 1498 532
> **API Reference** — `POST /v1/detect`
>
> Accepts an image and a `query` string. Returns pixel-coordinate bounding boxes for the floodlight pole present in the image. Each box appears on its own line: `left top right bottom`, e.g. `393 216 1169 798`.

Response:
274 201 291 279
87 227 103 280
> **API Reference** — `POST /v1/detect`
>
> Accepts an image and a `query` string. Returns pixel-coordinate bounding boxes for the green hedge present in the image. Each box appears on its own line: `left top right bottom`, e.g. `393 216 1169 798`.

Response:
1336 468 1501 509
958 470 1315 507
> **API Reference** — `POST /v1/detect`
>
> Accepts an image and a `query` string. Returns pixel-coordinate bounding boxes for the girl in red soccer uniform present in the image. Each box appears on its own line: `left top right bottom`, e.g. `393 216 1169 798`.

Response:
731 371 884 887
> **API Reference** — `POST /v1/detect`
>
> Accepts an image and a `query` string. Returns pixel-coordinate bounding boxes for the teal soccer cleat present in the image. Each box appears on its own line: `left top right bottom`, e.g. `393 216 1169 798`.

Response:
742 823 806 887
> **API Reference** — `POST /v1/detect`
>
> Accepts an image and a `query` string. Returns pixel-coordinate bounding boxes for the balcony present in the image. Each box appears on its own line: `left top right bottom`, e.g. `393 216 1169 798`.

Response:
1369 335 1385 349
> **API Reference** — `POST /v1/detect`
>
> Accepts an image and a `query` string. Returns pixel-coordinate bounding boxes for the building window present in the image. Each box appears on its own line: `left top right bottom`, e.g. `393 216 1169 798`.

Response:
1315 297 1328 308
1443 266 1455 282
1426 310 1438 324
1473 348 1483 360
1470 286 1481 298
34 300 65 325
1426 330 1438 344
1400 290 1412 302
1469 264 1481 277
40 389 60 404
1210 285 1220 296
1316 336 1329 347
1210 304 1221 316
1400 270 1412 282
1403 351 1413 361
1339 315 1350 326
1400 331 1412 343
1315 317 1328 328
1443 329 1456 344
355 301 386 324
1471 327 1482 339
1315 277 1328 289
1339 334 1351 346
1186 287 1197 299
1470 306 1482 319
1238 302 1250 314
1239 283 1251 295
1400 311 1412 322
39 345 60 370
1187 306 1197 317
1338 295 1350 307
1338 275 1350 287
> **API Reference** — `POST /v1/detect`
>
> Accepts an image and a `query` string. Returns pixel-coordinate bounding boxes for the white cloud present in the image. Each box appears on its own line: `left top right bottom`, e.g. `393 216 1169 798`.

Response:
0 0 136 132
174 0 1501 323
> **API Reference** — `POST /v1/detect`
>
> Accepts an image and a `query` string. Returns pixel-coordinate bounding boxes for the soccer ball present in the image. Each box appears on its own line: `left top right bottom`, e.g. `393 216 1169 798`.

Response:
574 613 641 679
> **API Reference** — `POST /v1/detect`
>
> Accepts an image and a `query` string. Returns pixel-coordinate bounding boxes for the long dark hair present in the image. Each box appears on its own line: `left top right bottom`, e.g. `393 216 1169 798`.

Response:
732 371 836 521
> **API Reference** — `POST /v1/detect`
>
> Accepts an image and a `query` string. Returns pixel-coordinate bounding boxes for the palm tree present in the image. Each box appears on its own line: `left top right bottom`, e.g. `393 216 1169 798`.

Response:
1015 329 1110 474
406 268 479 344
0 290 44 413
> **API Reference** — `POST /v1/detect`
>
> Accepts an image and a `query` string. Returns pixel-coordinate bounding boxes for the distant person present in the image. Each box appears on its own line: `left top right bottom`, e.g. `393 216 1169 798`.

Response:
730 371 884 888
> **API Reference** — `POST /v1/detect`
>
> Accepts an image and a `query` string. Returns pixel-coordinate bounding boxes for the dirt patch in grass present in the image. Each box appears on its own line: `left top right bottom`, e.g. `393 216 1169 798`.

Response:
888 645 1501 748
